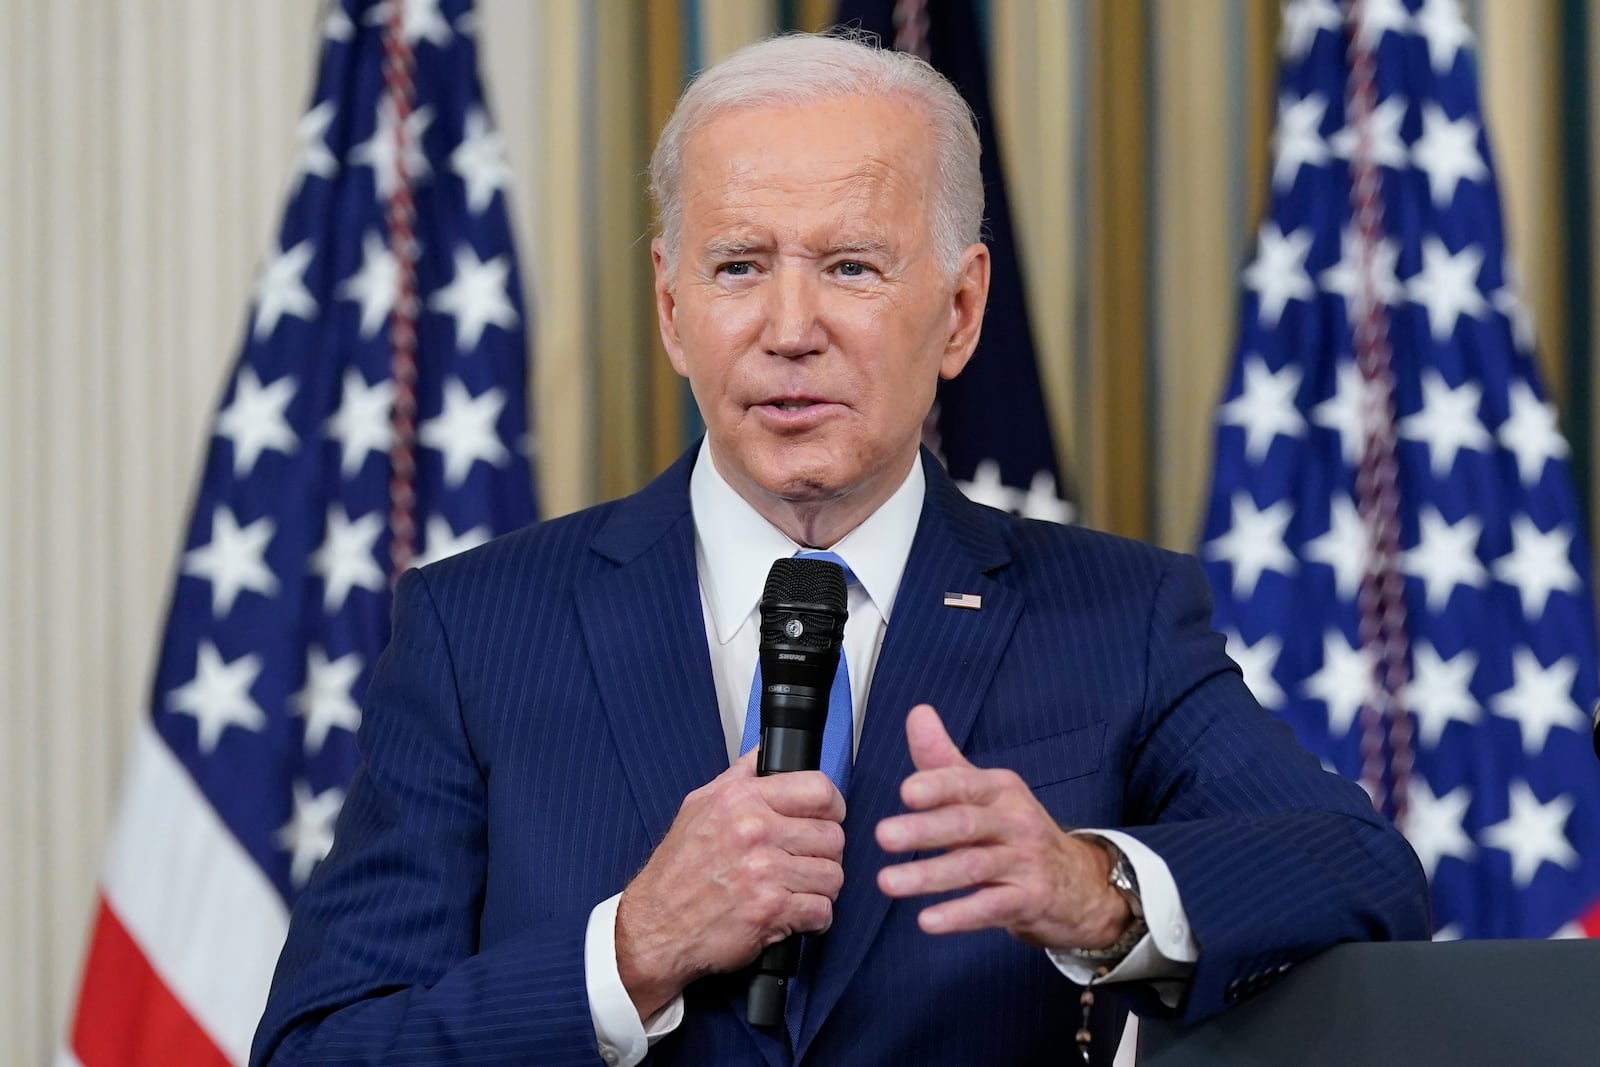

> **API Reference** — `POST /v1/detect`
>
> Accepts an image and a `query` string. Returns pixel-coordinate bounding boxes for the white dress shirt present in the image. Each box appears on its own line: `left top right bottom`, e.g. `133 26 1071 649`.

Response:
584 442 1198 1065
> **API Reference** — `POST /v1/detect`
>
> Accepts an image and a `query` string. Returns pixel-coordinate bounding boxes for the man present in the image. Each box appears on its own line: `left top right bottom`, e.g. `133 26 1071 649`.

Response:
253 32 1429 1067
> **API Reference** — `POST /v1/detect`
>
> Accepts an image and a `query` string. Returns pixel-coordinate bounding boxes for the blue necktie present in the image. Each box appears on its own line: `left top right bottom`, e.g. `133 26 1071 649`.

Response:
738 550 855 795
738 550 855 1044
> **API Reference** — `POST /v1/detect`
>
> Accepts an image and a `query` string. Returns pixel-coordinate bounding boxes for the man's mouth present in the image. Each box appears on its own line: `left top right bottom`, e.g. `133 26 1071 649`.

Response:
753 396 838 426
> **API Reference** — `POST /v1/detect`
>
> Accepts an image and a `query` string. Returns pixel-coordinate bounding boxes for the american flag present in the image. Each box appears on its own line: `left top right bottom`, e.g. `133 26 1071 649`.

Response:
1200 0 1600 941
60 2 536 1063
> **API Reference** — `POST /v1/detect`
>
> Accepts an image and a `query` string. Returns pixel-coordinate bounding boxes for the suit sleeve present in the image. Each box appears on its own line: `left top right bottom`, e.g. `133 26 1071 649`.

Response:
250 568 604 1067
1115 553 1432 1024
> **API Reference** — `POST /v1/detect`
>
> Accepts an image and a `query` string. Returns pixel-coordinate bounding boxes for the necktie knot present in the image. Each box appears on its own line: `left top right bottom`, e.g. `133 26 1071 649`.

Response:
795 549 856 588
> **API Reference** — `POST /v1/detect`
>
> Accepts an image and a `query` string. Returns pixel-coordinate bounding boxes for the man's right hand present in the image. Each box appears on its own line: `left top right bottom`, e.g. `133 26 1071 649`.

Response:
614 749 847 1020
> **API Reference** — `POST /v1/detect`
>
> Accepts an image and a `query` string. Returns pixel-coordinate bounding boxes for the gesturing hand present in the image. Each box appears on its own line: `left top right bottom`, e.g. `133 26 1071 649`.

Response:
615 750 846 1020
875 705 1131 951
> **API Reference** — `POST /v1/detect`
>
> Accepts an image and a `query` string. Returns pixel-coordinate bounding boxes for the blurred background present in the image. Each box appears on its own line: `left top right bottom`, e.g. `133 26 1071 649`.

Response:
4 1 1598 1063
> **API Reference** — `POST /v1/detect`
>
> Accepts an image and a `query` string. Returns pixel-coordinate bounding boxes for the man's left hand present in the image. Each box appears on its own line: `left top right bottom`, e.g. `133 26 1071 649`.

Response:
875 704 1132 952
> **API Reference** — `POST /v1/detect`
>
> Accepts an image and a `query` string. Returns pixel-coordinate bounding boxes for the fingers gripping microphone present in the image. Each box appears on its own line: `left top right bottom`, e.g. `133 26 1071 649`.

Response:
747 556 848 1029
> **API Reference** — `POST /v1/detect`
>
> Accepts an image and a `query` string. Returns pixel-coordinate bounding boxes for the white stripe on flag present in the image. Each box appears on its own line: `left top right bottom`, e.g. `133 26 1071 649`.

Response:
101 723 290 1065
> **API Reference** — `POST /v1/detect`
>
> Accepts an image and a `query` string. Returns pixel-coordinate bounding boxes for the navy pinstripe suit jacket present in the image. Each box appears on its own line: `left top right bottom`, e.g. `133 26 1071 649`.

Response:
253 446 1430 1066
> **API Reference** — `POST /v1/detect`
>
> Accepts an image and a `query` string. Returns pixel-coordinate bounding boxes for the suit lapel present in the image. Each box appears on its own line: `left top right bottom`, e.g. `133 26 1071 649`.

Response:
795 459 1022 1059
575 451 727 852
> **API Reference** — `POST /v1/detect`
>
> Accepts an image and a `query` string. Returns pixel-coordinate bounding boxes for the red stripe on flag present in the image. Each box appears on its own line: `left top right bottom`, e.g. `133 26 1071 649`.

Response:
71 896 233 1067
1578 899 1600 938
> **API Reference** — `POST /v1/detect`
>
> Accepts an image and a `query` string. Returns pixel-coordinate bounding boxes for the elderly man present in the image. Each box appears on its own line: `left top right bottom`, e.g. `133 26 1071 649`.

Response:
253 32 1429 1067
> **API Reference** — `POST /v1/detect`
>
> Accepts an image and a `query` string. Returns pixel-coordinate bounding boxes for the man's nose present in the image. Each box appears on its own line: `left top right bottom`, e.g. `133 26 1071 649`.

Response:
761 266 826 358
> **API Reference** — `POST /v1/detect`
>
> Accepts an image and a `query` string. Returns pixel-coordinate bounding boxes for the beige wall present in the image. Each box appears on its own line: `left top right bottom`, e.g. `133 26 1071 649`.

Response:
1 2 1588 1064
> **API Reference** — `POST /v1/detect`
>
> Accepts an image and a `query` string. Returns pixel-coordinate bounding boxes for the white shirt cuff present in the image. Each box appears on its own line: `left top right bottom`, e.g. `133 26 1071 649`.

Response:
585 893 686 1066
1047 830 1199 1009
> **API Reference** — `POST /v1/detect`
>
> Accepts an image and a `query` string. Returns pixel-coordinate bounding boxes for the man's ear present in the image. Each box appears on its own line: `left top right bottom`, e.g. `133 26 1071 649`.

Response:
940 242 990 381
652 238 689 378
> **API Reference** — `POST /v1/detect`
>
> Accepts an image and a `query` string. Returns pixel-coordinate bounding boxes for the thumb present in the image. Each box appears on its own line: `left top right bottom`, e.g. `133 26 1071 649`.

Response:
727 746 760 778
905 704 969 771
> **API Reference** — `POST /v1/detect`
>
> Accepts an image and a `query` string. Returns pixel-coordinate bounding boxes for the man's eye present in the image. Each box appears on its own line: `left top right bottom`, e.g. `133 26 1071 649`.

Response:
720 262 753 277
836 261 868 277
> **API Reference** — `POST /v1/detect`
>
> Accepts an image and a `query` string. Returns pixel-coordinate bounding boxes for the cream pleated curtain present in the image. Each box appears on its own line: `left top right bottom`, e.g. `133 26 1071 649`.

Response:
1 2 1590 1063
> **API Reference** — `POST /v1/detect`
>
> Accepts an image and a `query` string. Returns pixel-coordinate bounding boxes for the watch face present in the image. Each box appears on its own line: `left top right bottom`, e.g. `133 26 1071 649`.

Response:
1110 856 1144 919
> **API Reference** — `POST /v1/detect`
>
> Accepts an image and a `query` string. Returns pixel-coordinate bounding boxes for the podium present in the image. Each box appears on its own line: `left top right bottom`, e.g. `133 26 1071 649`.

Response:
1138 939 1600 1065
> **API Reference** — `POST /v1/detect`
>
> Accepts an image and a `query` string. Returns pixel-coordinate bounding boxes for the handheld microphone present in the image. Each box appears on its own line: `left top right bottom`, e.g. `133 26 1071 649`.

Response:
747 556 848 1029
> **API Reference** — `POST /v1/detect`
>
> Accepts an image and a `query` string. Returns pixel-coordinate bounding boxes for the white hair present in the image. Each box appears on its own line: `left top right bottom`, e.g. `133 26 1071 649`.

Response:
648 31 983 278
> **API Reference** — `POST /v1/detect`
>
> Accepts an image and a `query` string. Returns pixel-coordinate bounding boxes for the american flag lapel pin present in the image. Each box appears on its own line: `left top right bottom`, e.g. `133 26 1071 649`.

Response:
943 592 983 610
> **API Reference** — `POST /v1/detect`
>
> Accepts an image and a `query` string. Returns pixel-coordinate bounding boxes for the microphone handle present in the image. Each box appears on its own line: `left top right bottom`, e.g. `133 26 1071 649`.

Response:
747 724 825 1028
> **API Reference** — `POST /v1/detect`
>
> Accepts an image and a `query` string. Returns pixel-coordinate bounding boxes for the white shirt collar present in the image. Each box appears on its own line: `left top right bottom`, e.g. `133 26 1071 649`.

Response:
689 438 926 644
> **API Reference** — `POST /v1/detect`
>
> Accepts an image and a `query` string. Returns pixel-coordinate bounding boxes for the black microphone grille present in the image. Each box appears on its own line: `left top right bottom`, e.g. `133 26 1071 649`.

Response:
761 556 848 616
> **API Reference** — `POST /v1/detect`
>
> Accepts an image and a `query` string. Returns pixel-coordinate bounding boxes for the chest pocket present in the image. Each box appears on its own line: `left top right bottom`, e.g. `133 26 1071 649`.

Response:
966 720 1106 790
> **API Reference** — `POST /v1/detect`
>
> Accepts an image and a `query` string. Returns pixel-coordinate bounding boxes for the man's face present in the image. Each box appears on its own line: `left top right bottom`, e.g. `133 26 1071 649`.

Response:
653 94 989 526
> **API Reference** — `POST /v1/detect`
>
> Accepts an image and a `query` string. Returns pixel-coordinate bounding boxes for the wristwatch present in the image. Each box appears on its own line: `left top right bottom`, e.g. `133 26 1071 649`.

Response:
1067 841 1148 964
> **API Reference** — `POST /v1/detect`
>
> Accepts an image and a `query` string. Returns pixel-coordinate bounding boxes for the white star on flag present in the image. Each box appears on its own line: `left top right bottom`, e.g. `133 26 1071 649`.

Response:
289 101 339 195
275 781 346 888
1406 235 1489 343
322 0 353 41
364 0 453 47
1205 493 1297 598
1412 101 1488 207
419 378 511 486
1414 0 1474 74
429 245 518 350
252 240 319 340
338 230 401 338
1328 94 1409 171
1397 369 1492 478
1218 356 1306 461
1224 631 1285 709
215 368 299 477
1408 642 1481 747
1020 470 1074 524
1304 495 1369 600
1492 515 1581 620
182 506 280 616
1401 506 1488 612
956 459 1014 512
1311 360 1383 467
1241 223 1315 327
1319 225 1404 323
1300 630 1372 737
1498 380 1569 486
351 98 433 200
292 647 364 755
414 515 492 568
1489 648 1583 758
451 107 510 214
167 640 267 755
310 505 387 613
1271 93 1330 189
325 368 397 479
1481 781 1579 887
1492 261 1538 353
1403 775 1476 880
1279 0 1342 61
